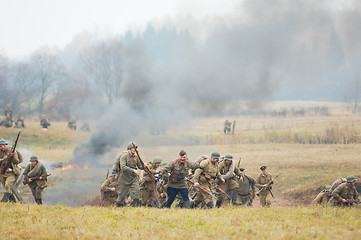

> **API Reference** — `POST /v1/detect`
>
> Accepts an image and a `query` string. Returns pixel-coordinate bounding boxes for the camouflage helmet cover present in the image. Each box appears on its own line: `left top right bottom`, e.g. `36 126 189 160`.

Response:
153 157 162 164
30 156 38 162
127 142 138 150
210 152 220 159
324 185 332 192
0 139 8 145
224 153 233 161
347 175 357 183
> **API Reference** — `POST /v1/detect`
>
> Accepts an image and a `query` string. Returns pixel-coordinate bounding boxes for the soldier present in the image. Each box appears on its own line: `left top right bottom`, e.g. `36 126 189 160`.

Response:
4 106 12 119
331 175 360 207
140 157 162 207
255 166 274 207
330 177 347 192
115 142 145 207
100 171 118 206
311 185 332 205
161 150 197 208
224 120 232 134
40 115 51 129
215 153 242 207
0 139 21 202
15 114 25 128
236 168 256 206
192 152 225 208
23 156 48 205
68 118 76 130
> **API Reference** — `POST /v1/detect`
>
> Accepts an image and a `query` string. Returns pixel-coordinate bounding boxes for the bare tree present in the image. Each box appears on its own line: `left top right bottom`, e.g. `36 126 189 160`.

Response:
30 52 66 114
79 39 123 104
349 75 361 114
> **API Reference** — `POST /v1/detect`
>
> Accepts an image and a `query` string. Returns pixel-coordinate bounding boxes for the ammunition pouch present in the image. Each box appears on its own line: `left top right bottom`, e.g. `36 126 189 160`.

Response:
169 174 183 183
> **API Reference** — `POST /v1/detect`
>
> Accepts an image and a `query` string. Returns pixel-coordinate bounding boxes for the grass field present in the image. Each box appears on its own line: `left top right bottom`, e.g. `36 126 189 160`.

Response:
1 110 361 239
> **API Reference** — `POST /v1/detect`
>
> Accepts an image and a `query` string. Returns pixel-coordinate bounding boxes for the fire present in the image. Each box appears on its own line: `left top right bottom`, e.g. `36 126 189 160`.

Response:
61 163 90 171
84 164 89 169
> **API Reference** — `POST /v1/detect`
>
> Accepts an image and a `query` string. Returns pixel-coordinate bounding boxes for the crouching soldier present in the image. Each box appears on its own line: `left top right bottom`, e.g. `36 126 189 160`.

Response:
23 156 48 205
330 175 360 207
311 185 332 205
192 152 225 208
100 171 118 206
140 157 162 207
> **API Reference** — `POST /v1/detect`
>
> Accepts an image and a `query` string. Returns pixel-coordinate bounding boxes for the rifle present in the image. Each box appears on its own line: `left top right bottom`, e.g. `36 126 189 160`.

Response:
100 169 109 206
0 132 21 174
256 172 282 197
186 177 219 201
334 199 361 206
214 185 231 200
132 142 161 206
23 174 51 185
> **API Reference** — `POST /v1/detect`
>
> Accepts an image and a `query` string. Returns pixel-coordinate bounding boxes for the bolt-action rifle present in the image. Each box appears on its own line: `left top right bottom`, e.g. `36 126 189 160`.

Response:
23 174 51 185
186 177 219 201
256 172 282 197
214 185 231 200
334 199 361 206
0 132 21 174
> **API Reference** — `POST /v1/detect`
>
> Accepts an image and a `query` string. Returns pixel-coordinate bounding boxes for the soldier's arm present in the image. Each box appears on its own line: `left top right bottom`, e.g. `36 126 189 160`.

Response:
249 176 256 192
352 189 360 202
10 149 20 164
193 168 203 183
311 192 324 205
40 165 48 180
331 185 344 202
101 178 112 192
119 154 135 175
234 167 242 177
160 161 175 181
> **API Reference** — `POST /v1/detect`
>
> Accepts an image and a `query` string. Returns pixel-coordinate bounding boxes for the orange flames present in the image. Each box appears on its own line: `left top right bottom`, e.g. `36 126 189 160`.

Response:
61 163 89 171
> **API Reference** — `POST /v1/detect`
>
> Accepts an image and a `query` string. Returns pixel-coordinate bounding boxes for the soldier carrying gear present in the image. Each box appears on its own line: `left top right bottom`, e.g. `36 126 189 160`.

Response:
331 175 360 206
215 153 242 207
140 157 162 207
0 139 21 203
68 118 76 130
192 152 225 208
311 185 332 205
330 177 347 192
255 166 274 207
23 156 48 205
40 115 51 129
100 171 118 206
224 120 232 134
115 142 144 207
236 168 256 206
161 150 197 208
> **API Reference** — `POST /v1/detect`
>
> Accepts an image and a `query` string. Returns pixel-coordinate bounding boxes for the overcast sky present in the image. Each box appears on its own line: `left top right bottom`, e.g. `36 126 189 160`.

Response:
0 0 242 58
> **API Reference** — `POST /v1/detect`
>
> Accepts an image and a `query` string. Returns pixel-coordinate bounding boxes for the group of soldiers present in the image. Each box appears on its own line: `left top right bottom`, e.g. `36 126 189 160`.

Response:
100 141 278 208
0 138 48 204
0 106 25 128
311 176 360 207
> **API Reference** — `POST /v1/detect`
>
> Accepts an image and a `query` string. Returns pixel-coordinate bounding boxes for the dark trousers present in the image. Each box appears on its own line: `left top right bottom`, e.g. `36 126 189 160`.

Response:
166 187 189 207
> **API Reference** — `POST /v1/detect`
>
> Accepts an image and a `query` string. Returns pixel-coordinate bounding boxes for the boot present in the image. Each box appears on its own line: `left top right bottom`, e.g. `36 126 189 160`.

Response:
116 201 124 207
1 192 10 202
206 202 214 208
215 200 222 208
183 200 192 209
232 190 239 205
8 194 17 203
131 199 140 207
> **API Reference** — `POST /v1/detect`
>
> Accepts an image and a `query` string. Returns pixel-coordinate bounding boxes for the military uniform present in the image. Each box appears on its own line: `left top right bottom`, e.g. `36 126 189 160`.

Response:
193 157 224 208
162 153 197 208
40 117 51 129
0 144 21 202
116 149 144 207
216 155 242 207
331 182 359 206
23 157 48 205
140 162 159 206
236 173 256 206
256 172 273 207
68 119 76 130
101 175 118 206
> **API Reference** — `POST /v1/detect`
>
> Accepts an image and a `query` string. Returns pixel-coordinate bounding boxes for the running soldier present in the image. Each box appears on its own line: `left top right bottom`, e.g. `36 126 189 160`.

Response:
140 157 162 207
255 166 274 207
236 168 256 206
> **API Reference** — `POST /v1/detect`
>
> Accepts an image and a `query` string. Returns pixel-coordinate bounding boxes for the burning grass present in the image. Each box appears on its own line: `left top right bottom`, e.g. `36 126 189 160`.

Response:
1 204 360 240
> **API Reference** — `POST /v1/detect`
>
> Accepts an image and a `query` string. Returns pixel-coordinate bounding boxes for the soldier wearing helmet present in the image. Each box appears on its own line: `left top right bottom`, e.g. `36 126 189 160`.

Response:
140 157 162 207
115 142 145 207
100 171 118 206
311 185 332 205
331 175 360 206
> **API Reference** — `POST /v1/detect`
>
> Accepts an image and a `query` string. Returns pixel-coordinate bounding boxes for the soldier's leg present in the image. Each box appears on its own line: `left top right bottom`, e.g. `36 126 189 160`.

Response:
265 192 271 207
259 193 267 207
165 187 179 208
116 183 130 207
192 191 205 208
179 188 190 208
200 185 214 208
128 180 141 207
229 179 239 205
216 182 228 207
4 174 16 193
141 185 150 206
34 186 44 204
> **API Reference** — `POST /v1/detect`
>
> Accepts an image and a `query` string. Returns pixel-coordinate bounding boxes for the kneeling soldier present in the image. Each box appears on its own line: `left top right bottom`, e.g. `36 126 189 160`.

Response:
311 185 332 205
101 171 118 206
331 175 360 206
23 156 48 205
140 157 162 207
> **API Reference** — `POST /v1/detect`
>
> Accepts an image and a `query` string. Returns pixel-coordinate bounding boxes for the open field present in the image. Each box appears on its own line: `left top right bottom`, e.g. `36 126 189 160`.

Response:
1 111 361 239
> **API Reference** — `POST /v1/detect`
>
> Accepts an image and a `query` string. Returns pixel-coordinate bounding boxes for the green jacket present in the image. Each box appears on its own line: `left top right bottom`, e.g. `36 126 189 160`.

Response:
23 162 48 188
162 159 197 189
237 175 255 195
331 183 359 203
118 152 144 185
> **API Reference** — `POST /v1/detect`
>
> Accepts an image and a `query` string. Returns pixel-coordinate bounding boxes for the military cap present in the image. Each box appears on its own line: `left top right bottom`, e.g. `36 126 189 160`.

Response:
224 153 233 160
0 139 8 145
127 142 138 150
110 171 117 176
347 175 357 183
211 152 220 159
324 185 332 192
153 156 162 164
260 166 267 170
239 168 245 172
179 150 186 156
30 156 38 162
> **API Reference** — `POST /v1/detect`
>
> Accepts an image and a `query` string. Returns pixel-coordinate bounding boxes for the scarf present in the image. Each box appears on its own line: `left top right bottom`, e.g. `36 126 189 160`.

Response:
28 161 44 178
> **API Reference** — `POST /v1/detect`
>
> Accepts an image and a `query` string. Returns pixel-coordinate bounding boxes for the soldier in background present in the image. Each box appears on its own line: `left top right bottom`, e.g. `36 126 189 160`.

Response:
216 153 242 207
68 118 76 130
115 142 144 207
140 157 162 207
100 171 118 206
192 152 225 208
0 139 21 202
256 166 274 207
80 122 90 132
224 120 232 134
4 106 12 119
23 156 48 205
40 115 51 129
235 168 256 206
331 175 360 207
311 185 332 205
15 114 25 128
